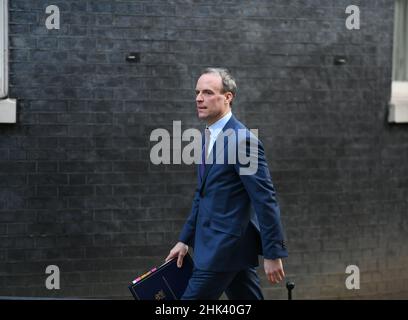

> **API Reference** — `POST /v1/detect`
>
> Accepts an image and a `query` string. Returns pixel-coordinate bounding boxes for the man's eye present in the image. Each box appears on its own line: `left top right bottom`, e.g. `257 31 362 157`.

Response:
195 91 213 95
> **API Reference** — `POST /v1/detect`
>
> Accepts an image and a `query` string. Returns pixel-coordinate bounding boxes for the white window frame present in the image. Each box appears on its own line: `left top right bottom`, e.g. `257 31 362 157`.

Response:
0 0 8 98
389 0 408 123
389 82 408 122
0 0 16 123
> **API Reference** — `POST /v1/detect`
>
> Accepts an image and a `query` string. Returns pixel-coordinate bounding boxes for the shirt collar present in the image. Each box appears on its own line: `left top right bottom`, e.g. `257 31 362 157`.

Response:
206 111 232 138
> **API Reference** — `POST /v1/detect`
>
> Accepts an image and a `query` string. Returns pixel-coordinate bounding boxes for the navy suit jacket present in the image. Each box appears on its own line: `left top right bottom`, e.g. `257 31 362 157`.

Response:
179 115 288 272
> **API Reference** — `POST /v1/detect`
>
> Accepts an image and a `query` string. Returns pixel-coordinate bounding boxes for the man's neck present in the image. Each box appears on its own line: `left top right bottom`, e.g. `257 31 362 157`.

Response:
206 109 231 127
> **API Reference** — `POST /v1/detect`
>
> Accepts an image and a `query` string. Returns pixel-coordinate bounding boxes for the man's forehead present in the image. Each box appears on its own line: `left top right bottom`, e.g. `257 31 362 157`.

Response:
195 73 223 90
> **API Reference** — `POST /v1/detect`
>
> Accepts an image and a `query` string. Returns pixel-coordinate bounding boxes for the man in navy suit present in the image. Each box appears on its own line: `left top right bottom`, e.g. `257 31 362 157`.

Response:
166 68 288 300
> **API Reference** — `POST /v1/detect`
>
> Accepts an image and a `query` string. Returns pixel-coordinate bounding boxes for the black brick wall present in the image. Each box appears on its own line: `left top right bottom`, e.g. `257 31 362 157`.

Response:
1 0 407 299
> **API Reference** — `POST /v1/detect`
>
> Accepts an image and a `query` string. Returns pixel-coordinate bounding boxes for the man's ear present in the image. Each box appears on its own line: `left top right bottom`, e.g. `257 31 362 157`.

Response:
225 92 234 105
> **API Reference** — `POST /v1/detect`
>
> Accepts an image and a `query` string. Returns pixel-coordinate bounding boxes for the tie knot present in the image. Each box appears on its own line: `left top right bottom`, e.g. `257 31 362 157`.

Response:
205 127 211 140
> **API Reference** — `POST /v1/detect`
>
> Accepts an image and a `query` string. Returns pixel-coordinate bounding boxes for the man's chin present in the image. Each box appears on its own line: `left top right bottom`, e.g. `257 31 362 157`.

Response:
197 113 208 121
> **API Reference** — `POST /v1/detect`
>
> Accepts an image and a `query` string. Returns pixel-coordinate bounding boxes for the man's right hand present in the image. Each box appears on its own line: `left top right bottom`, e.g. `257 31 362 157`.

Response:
165 242 189 268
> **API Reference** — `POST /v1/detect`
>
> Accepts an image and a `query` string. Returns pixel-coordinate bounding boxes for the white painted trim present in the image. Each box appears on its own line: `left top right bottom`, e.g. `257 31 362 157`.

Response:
0 98 16 123
0 0 8 98
388 81 408 123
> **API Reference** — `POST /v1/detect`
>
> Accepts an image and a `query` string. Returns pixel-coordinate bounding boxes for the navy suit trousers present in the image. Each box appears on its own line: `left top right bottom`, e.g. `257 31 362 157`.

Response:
181 267 264 300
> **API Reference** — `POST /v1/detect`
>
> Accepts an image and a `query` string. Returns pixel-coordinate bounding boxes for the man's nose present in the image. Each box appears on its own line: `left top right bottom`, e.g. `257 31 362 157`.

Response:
196 92 203 102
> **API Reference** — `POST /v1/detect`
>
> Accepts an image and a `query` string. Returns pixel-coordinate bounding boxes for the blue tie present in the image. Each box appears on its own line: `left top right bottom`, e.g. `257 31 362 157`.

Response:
200 128 210 180
199 142 205 180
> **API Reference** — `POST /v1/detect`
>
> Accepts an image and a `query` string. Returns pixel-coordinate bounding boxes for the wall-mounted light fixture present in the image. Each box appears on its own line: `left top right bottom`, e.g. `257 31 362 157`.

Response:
126 52 141 63
333 56 347 65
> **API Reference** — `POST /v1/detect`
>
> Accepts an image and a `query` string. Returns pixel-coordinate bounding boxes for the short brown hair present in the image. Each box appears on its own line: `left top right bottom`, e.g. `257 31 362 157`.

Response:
202 68 237 104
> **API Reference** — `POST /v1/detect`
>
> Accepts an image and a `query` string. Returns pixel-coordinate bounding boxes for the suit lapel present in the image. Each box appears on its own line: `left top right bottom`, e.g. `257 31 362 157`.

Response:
199 115 237 193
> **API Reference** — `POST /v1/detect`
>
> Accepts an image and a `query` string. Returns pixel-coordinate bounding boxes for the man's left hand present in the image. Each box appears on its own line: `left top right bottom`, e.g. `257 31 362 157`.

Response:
264 258 285 284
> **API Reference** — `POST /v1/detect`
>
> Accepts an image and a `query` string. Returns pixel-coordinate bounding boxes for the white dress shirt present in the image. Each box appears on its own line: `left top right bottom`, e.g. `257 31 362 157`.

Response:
206 111 232 156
